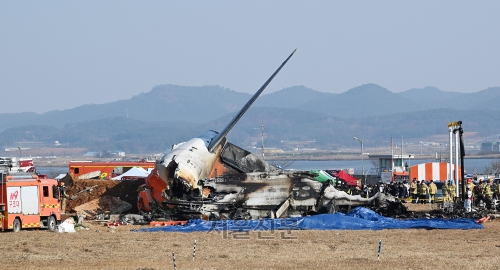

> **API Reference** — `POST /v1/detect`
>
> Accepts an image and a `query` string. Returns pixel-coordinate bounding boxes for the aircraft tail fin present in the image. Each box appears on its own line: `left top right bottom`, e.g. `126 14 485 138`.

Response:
208 49 296 152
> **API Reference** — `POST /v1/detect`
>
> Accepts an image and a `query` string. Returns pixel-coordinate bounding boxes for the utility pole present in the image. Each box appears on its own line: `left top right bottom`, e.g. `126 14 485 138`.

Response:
5 147 30 159
261 123 265 158
353 137 364 185
401 133 403 171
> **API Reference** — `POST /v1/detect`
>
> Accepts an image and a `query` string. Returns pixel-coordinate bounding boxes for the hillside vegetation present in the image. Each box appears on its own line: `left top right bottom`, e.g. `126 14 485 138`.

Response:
1 84 499 153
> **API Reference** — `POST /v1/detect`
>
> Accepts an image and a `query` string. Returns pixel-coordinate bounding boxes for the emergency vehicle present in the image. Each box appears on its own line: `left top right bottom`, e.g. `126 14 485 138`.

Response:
0 172 61 232
69 160 155 180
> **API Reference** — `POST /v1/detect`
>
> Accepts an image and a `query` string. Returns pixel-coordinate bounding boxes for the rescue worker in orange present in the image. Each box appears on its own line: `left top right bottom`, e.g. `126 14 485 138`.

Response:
410 178 418 203
428 180 437 204
59 182 69 214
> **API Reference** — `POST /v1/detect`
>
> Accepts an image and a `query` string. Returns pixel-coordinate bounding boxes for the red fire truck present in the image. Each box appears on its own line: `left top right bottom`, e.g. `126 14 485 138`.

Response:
69 160 155 180
0 172 61 232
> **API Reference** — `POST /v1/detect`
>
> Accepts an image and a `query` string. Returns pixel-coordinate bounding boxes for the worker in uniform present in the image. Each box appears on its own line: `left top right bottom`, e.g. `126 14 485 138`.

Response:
482 179 493 209
59 182 69 214
467 179 475 205
495 181 500 210
410 178 418 203
464 186 473 212
363 185 370 198
403 180 410 198
475 180 485 206
449 181 457 202
428 180 437 204
418 180 428 204
442 181 450 202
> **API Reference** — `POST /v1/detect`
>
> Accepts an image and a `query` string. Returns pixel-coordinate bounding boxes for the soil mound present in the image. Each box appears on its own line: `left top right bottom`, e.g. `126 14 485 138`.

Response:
73 195 132 217
66 179 144 214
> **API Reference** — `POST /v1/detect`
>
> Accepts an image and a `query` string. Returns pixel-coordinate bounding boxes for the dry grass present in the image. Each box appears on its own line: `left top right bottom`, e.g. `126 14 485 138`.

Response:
1 213 500 270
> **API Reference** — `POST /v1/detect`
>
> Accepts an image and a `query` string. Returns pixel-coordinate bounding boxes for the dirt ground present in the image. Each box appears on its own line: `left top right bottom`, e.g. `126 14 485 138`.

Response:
65 179 144 215
1 202 499 270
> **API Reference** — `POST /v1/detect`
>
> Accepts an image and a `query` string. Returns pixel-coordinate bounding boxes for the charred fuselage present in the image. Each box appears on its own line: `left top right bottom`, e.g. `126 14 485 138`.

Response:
137 49 400 220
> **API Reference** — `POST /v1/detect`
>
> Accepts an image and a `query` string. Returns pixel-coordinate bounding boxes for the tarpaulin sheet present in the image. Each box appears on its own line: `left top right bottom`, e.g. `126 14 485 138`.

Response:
134 207 483 233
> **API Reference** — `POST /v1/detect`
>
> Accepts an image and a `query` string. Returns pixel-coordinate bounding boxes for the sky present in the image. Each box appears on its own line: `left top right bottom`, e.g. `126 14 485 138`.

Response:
1 1 499 114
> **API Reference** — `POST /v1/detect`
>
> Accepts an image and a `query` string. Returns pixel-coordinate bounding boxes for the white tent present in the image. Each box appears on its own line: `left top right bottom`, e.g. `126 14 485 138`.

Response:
111 167 149 180
55 174 67 180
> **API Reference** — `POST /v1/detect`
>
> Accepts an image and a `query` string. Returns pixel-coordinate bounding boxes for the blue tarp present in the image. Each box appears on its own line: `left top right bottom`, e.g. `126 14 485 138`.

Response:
133 207 483 233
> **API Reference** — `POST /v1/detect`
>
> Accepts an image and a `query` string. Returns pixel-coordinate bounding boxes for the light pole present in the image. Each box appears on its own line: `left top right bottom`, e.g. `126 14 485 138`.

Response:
353 137 364 185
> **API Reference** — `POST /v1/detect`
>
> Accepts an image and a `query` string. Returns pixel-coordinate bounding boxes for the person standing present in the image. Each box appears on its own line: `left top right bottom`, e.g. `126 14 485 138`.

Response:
418 180 428 204
496 181 500 209
59 182 69 214
403 180 410 199
464 186 473 212
410 178 418 203
482 179 493 209
398 183 405 199
442 181 450 202
449 181 457 202
467 179 475 205
428 180 437 204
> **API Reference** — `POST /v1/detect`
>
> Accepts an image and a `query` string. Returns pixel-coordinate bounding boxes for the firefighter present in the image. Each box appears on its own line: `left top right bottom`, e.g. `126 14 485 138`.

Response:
464 186 473 212
496 181 500 209
449 181 457 202
466 179 475 206
418 180 428 204
467 179 475 200
442 181 450 202
475 180 485 206
410 178 418 203
482 179 493 209
59 182 69 214
428 180 437 204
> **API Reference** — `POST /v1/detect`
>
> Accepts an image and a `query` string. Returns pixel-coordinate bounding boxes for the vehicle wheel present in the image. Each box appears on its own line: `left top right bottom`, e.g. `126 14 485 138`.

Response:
47 216 56 231
13 218 21 232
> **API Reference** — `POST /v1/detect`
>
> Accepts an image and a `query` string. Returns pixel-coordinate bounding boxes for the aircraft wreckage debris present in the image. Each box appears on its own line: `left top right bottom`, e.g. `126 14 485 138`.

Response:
61 49 494 228
64 177 495 230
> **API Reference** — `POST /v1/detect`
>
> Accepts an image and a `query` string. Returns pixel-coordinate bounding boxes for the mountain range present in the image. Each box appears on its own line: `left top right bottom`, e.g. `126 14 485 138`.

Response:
1 84 499 154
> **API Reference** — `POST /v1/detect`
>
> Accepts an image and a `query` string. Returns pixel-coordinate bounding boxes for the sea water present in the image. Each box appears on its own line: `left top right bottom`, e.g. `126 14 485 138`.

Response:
37 158 496 177
285 158 496 175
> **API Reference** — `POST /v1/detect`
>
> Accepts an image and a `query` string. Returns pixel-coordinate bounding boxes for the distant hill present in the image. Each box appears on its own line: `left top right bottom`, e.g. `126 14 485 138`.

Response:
1 83 500 153
398 86 464 102
2 83 500 130
0 85 251 130
305 84 419 118
2 107 497 154
254 85 334 108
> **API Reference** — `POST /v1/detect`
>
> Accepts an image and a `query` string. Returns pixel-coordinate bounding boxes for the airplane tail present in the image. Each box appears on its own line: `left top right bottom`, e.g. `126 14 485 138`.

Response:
208 49 297 152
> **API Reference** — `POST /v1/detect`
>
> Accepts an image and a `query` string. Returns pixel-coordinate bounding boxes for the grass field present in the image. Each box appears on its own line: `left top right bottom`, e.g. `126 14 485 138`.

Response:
1 204 499 270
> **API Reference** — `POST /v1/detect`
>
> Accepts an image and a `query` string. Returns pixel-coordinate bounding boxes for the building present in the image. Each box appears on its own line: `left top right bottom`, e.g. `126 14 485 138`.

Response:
368 154 415 183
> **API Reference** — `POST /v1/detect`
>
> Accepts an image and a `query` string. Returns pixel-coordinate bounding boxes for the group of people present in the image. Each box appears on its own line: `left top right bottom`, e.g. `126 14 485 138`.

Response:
464 178 499 210
407 178 441 204
362 181 410 199
361 177 500 211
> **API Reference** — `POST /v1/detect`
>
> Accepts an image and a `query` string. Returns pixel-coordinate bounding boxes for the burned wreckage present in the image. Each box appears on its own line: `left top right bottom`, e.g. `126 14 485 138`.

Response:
137 50 403 220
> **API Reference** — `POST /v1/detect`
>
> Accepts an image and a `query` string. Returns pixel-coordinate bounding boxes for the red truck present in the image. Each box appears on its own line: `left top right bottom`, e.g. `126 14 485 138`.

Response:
0 173 61 232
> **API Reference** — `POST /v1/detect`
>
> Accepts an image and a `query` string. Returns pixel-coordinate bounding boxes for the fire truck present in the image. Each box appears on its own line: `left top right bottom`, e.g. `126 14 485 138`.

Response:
0 172 61 232
69 160 155 180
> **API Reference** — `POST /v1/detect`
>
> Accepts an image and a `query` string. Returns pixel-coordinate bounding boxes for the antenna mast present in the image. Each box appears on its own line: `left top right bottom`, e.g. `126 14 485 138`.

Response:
261 123 265 158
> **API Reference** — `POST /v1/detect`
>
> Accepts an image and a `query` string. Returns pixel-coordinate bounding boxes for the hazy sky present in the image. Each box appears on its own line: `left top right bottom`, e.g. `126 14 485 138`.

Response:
1 1 499 114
